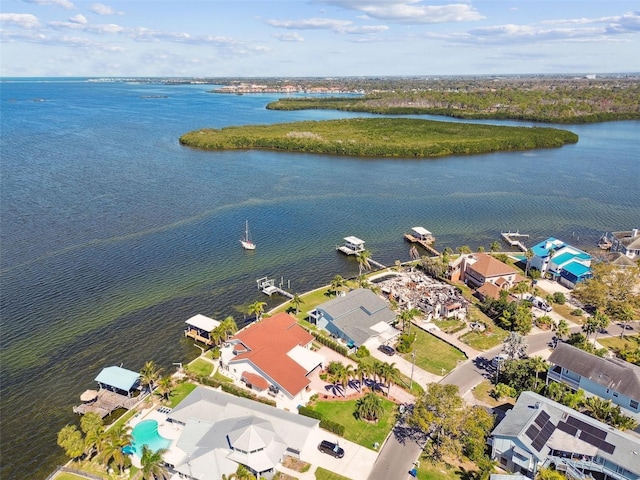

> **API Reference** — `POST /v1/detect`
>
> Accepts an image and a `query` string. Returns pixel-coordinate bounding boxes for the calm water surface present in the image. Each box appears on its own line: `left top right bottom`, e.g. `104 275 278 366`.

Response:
1 79 638 480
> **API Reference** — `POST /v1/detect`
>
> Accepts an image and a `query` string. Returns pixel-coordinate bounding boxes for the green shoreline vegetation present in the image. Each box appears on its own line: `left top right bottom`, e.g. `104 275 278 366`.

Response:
179 118 578 158
264 78 640 124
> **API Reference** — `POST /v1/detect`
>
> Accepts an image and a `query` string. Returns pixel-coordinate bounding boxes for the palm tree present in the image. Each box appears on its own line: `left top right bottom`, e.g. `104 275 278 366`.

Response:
582 316 599 340
355 392 385 422
582 396 613 422
99 423 132 475
477 246 485 253
209 326 227 347
457 245 472 254
140 360 161 393
380 362 400 396
290 293 303 315
220 315 238 339
80 412 104 458
553 319 570 340
398 307 421 333
592 310 610 343
356 249 372 277
330 274 346 296
222 465 256 480
139 445 169 480
524 248 534 278
354 363 369 392
490 241 501 253
155 376 173 402
530 356 547 390
248 301 266 322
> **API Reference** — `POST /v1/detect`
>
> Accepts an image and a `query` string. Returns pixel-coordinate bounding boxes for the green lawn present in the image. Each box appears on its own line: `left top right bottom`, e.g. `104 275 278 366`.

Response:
53 474 94 480
169 382 197 408
185 358 214 377
471 380 515 408
315 467 352 480
309 397 397 449
417 462 463 480
598 334 640 352
403 327 466 375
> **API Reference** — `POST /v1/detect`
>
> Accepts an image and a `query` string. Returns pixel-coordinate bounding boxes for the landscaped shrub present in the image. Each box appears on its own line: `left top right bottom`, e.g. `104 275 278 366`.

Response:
297 406 323 420
356 345 370 358
395 332 416 353
320 419 345 436
305 329 349 355
552 292 566 304
572 308 584 316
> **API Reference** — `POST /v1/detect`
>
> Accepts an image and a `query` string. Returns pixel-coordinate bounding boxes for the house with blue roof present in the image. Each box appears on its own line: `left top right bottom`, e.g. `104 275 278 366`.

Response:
530 237 592 288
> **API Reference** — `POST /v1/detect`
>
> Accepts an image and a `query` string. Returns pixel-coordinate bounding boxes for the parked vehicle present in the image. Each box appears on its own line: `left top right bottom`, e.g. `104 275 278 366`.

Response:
532 297 552 312
492 354 508 368
318 440 344 458
378 344 395 356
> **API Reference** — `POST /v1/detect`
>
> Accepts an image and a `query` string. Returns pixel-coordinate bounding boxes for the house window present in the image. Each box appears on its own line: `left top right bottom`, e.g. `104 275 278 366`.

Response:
630 400 639 410
500 457 508 466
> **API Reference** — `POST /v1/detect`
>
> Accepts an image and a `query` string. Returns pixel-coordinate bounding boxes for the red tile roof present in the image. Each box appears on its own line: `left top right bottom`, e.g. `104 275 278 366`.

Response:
468 253 517 279
241 371 269 391
476 282 503 300
230 312 315 397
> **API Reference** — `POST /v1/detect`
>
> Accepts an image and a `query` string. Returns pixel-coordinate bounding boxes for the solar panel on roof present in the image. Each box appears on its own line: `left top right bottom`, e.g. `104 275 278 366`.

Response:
556 422 578 436
534 411 550 427
525 424 540 441
538 422 555 445
601 442 616 455
532 438 546 452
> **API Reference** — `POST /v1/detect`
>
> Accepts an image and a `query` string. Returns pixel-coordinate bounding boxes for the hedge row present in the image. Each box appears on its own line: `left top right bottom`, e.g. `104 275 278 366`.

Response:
308 330 349 356
298 406 345 436
195 374 277 407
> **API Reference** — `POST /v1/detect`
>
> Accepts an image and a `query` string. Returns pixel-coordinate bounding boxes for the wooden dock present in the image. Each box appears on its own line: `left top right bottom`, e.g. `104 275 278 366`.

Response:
257 276 294 299
501 231 529 252
404 233 440 256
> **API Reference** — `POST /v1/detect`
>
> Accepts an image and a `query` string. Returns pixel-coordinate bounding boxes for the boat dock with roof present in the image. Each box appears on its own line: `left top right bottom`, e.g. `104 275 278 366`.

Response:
404 227 439 256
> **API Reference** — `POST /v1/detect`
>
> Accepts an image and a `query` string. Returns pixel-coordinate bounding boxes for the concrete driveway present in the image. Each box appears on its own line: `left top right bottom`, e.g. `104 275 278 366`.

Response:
301 427 379 480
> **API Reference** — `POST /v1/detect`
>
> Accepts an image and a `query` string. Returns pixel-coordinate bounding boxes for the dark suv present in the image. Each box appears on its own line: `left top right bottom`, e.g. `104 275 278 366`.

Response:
318 440 345 458
378 344 395 356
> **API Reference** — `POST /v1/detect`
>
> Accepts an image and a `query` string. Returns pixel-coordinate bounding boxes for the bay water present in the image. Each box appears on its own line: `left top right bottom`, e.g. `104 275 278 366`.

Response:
1 79 638 480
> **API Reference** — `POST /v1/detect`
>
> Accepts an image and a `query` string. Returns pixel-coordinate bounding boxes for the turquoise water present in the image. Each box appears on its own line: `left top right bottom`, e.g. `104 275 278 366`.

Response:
0 78 638 480
129 420 171 457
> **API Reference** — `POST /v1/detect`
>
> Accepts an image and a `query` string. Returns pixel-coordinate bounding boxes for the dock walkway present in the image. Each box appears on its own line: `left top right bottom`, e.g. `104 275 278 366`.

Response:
404 233 440 256
501 231 529 252
256 276 294 299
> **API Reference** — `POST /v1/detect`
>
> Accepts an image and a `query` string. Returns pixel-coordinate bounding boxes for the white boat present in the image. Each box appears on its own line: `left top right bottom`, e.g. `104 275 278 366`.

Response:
240 220 256 250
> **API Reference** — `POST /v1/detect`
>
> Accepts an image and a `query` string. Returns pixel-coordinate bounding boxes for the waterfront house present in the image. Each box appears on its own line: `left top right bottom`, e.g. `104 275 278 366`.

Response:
489 391 640 480
449 253 520 290
530 238 592 287
219 313 324 402
607 229 640 259
165 385 320 480
547 343 640 421
184 313 221 346
307 288 399 348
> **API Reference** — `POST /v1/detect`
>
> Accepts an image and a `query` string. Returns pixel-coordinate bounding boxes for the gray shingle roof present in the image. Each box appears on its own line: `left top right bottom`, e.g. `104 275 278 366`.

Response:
548 342 640 400
316 288 396 346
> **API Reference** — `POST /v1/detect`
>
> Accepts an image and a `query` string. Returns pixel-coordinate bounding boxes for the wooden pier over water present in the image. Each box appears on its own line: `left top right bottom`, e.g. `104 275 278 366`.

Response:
501 231 529 252
257 276 294 299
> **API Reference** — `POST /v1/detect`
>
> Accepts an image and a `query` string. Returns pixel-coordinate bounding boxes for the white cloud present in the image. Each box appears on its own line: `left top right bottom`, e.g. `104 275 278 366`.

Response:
23 0 74 10
90 3 123 16
0 13 41 29
267 17 388 34
316 0 484 24
273 32 304 42
69 14 87 24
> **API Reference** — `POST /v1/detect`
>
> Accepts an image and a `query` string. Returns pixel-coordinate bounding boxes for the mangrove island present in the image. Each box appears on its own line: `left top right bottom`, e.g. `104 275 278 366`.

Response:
179 118 578 158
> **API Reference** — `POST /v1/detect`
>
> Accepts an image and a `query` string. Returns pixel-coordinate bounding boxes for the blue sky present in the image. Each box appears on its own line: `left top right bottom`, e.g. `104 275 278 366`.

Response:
1 0 639 77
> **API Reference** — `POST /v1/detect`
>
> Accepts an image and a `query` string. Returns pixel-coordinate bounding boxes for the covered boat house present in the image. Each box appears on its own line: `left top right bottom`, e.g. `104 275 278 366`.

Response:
184 313 221 346
337 236 366 255
95 366 140 397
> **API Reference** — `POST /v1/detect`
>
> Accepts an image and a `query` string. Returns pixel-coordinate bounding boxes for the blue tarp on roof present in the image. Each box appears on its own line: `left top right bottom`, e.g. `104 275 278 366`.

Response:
95 366 139 392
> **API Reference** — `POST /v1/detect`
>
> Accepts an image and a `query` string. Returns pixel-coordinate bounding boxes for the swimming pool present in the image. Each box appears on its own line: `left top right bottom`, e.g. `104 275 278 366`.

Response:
127 419 171 457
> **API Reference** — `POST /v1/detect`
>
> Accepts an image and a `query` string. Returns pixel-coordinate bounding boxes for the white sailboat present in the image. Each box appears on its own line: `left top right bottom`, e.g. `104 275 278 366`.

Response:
240 220 256 250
